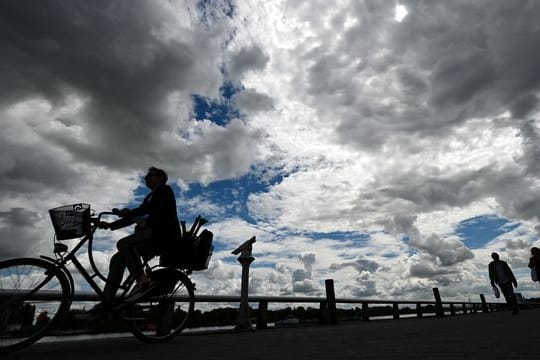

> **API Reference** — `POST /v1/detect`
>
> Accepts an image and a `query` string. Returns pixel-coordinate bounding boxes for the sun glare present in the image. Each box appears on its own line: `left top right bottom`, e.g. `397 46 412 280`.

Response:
394 4 408 22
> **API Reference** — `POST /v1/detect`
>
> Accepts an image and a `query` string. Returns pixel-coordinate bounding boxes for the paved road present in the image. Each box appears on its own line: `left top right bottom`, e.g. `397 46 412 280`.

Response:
5 309 539 359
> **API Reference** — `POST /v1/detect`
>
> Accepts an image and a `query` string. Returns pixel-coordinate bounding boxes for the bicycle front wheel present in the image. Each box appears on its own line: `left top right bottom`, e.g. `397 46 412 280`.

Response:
0 258 71 353
127 268 194 343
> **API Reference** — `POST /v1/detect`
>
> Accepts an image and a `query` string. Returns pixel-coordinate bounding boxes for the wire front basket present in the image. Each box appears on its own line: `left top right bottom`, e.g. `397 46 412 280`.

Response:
49 203 91 240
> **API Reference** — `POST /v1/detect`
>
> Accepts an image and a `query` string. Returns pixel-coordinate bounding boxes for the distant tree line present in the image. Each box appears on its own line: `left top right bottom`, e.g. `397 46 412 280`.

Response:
49 304 440 335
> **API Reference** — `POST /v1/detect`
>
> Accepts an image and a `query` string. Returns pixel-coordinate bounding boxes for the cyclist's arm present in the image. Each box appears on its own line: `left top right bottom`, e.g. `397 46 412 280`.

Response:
129 195 150 217
109 217 136 230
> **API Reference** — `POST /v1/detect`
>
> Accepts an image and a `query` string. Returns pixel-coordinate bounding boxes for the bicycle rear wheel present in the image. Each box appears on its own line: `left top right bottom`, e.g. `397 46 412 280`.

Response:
0 258 71 353
127 268 194 343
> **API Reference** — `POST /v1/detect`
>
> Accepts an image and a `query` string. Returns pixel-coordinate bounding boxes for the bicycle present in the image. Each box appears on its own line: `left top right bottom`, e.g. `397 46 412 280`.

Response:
0 203 213 353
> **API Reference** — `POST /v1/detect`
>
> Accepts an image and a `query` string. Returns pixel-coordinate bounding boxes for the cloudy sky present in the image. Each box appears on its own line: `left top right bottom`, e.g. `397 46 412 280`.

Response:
2 0 540 303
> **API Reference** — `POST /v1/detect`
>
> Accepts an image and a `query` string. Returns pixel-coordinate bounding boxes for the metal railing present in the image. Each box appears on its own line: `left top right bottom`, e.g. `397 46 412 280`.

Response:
1 284 507 330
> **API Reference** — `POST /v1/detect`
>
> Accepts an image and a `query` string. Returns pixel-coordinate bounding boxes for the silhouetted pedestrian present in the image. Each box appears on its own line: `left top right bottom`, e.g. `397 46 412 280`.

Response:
528 247 540 284
488 252 519 314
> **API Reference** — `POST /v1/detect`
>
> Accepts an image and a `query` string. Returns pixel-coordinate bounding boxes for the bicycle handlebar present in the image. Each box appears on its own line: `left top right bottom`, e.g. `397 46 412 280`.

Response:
91 210 120 224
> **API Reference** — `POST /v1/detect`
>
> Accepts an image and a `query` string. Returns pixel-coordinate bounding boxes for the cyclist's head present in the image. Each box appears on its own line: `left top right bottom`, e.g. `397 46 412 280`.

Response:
145 167 168 186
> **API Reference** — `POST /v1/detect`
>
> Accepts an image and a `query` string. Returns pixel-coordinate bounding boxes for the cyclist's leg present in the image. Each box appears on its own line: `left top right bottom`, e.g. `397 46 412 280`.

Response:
100 230 154 307
102 252 127 305
116 228 152 284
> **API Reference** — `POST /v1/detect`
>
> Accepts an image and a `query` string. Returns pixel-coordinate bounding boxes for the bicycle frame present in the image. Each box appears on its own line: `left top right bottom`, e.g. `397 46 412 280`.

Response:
1 209 199 353
43 211 137 305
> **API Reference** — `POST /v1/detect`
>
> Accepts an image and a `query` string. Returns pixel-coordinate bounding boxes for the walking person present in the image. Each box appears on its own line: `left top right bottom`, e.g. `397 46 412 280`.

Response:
488 252 519 314
528 247 540 284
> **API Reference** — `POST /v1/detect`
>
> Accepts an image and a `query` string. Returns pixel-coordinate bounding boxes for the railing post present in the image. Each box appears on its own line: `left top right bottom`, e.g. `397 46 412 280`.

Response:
232 237 256 331
392 303 400 319
449 303 455 316
325 279 338 325
480 294 488 313
256 300 268 329
416 302 423 318
462 303 467 314
319 301 328 324
432 288 444 317
156 299 174 335
362 302 370 321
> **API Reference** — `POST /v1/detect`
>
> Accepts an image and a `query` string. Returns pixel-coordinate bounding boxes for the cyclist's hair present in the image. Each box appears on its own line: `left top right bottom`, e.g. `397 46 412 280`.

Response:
148 167 168 185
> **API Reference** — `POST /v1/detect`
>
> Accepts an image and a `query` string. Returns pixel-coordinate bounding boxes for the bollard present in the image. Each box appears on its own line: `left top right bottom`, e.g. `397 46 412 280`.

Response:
325 279 338 325
432 288 445 317
156 299 174 336
232 236 256 331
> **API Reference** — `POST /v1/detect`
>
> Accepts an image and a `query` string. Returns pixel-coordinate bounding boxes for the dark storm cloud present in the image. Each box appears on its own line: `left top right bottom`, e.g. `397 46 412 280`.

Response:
428 49 497 109
0 0 268 191
0 0 225 167
0 141 79 193
350 280 377 297
373 162 540 223
380 167 495 209
518 120 540 176
0 208 46 259
509 93 538 119
302 0 540 149
409 257 453 278
227 45 269 79
291 253 319 293
384 215 473 267
410 234 474 266
329 256 380 273
233 88 274 113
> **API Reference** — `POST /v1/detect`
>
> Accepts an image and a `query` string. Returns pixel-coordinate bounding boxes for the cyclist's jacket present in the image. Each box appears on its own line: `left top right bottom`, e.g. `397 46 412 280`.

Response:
128 184 182 252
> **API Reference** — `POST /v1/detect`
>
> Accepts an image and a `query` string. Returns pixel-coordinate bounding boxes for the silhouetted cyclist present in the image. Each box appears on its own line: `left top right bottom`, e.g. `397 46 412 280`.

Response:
99 166 181 306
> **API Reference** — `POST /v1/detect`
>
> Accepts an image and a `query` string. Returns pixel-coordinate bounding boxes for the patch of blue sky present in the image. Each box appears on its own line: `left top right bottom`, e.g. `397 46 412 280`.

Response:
178 169 283 223
91 238 114 253
381 252 401 259
401 235 418 256
220 256 240 265
303 231 371 253
210 240 228 253
192 81 241 125
456 215 521 249
197 0 235 26
250 261 280 268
